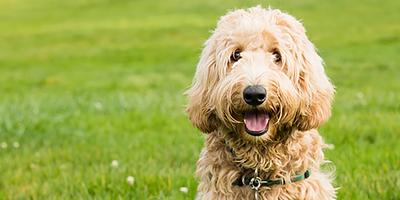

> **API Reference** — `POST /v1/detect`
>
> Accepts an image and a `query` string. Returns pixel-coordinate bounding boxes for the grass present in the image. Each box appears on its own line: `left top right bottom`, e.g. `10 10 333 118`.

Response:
0 0 399 199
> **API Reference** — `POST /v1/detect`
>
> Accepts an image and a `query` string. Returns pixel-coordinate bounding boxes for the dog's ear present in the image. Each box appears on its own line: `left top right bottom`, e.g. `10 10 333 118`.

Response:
274 10 335 131
186 39 220 133
295 76 334 131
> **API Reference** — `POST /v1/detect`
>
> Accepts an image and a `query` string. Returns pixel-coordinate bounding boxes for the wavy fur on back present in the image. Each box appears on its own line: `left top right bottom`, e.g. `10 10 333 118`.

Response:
186 6 336 200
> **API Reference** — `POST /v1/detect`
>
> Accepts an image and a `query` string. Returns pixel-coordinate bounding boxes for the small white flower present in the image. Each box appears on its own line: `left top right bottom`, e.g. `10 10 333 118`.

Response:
13 142 20 148
111 160 119 168
1 142 7 149
127 176 135 185
94 102 103 110
179 187 189 193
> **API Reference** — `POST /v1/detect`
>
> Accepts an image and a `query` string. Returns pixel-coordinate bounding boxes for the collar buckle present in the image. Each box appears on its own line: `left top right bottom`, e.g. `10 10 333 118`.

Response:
249 176 262 190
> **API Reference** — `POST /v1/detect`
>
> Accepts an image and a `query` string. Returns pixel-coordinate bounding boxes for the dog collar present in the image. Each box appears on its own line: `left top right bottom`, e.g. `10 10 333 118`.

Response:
232 169 311 200
225 141 311 198
232 169 311 188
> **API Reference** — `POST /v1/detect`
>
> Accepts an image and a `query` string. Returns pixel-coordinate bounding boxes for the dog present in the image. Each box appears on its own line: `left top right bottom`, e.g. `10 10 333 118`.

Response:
186 6 336 200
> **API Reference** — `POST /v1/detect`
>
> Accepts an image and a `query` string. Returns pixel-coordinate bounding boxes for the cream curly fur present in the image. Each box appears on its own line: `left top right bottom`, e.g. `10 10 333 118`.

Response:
186 6 336 200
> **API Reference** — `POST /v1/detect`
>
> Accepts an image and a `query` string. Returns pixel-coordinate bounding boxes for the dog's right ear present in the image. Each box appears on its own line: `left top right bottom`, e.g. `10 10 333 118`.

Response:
185 39 220 133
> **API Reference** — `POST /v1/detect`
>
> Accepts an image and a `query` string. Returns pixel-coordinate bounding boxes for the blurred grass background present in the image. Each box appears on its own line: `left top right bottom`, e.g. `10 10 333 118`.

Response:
0 0 399 199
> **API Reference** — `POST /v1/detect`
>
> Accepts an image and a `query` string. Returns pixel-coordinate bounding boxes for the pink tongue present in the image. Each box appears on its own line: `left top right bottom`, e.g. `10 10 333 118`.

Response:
244 111 269 132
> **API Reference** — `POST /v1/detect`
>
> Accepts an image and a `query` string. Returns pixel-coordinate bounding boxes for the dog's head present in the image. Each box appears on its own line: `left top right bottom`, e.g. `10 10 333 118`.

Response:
186 7 334 141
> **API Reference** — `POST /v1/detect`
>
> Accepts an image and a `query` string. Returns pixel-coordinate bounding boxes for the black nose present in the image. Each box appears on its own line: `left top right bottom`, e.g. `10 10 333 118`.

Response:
243 85 267 106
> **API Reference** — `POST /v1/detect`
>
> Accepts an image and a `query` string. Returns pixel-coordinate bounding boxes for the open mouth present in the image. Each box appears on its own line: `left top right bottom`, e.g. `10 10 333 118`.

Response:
243 110 269 136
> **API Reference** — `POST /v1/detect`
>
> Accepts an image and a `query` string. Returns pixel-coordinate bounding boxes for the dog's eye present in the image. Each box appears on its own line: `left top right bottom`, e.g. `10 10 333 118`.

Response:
272 51 281 63
231 49 242 62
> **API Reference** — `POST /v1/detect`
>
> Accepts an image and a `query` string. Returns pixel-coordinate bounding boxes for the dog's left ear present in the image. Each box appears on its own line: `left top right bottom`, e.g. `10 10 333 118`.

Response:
274 10 335 131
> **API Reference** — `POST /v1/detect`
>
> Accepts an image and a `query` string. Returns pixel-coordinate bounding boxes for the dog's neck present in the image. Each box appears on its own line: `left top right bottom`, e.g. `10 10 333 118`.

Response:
211 128 324 179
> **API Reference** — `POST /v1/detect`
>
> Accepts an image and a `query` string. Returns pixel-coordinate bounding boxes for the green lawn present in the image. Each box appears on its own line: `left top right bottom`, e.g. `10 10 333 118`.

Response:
0 0 399 199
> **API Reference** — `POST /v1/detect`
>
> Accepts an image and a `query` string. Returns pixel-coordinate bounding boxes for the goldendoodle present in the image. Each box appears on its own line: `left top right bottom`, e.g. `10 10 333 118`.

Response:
186 6 336 200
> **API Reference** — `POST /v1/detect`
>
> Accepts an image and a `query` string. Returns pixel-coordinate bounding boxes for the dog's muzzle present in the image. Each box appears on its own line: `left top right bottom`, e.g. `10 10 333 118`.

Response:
242 85 269 136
